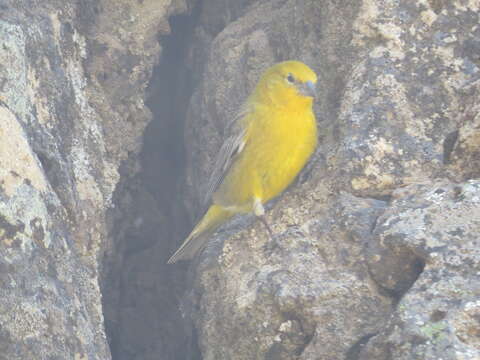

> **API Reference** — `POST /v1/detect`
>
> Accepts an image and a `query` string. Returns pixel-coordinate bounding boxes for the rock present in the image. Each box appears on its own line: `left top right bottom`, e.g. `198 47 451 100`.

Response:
361 180 480 360
180 0 480 359
2 0 480 359
446 81 480 181
191 190 393 359
0 0 189 358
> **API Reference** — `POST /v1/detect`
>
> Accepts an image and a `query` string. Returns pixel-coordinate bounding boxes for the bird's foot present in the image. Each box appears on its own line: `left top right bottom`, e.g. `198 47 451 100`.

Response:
258 215 274 239
258 215 283 258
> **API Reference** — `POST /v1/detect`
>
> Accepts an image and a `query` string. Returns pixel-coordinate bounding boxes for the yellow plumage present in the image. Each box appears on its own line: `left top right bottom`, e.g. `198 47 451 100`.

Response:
168 60 318 263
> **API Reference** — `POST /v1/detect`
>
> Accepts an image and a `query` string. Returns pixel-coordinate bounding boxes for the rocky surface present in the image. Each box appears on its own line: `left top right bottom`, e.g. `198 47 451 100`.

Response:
191 190 393 359
0 0 188 358
362 180 480 360
0 0 479 359
181 0 480 359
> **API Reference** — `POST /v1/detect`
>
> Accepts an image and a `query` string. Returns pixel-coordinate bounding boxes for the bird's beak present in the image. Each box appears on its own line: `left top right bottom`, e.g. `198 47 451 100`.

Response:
303 80 317 98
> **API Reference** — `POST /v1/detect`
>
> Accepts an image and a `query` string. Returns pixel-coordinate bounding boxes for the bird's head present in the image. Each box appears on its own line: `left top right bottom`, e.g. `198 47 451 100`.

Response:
254 61 317 107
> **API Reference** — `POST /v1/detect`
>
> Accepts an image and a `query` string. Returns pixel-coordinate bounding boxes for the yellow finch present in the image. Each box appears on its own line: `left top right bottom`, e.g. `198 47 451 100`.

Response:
168 60 318 263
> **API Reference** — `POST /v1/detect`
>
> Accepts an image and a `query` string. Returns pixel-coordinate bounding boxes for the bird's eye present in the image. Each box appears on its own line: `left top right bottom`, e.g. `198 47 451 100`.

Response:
286 74 295 84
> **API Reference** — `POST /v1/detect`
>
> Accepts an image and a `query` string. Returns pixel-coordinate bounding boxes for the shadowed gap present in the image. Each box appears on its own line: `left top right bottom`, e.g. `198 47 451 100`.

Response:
103 5 203 360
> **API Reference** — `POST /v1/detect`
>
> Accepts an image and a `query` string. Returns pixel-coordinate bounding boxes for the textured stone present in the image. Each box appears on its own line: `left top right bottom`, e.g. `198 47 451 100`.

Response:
446 80 480 181
2 0 480 359
191 190 392 359
0 0 189 358
179 0 480 359
361 180 480 360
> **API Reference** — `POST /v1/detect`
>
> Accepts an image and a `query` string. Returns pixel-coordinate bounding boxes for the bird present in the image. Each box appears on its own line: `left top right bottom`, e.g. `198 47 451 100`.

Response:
167 60 318 263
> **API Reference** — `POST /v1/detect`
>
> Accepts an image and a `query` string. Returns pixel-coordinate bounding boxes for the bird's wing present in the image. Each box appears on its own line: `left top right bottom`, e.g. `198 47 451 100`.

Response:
202 106 251 207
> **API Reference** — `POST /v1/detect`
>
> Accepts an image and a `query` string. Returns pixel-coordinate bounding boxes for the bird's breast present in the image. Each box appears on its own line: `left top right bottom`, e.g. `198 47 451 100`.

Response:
213 104 317 210
254 105 317 202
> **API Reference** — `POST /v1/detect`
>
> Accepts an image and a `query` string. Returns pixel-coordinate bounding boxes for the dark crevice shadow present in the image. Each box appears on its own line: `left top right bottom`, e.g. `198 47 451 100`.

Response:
102 2 204 359
345 332 378 360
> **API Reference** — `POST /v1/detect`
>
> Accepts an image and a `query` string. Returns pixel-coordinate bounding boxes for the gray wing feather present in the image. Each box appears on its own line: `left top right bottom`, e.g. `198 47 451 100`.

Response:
202 107 250 207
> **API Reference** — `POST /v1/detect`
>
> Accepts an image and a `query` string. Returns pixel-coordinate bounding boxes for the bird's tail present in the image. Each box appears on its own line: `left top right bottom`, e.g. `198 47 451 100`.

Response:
167 205 233 264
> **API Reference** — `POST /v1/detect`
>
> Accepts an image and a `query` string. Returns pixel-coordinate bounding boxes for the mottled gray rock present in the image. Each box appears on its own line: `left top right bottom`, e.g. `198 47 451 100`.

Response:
179 0 480 359
0 4 111 357
336 0 480 196
2 0 480 358
361 180 480 360
446 80 480 181
0 0 188 358
190 190 392 359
